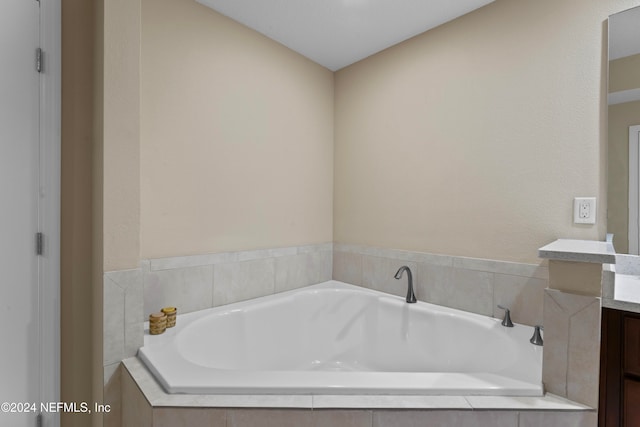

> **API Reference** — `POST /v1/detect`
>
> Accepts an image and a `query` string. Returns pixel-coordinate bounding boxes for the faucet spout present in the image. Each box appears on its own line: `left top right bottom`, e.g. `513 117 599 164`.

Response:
394 266 417 303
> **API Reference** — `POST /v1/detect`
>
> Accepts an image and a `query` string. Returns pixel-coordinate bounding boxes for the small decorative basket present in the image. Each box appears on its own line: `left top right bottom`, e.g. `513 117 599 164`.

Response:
161 306 177 328
149 312 167 335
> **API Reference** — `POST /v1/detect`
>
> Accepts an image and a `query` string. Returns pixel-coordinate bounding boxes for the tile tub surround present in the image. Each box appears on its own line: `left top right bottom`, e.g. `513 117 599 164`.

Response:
333 243 549 327
121 357 596 427
106 242 553 419
537 239 611 409
105 240 548 380
542 289 601 408
107 243 614 425
103 242 333 384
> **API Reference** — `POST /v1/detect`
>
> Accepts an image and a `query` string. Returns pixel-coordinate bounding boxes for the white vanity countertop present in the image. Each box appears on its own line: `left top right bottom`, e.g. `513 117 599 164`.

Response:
538 239 616 264
603 273 640 314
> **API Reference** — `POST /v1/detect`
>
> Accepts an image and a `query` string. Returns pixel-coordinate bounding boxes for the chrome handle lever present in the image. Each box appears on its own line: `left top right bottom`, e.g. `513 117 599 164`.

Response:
530 325 544 346
497 305 514 327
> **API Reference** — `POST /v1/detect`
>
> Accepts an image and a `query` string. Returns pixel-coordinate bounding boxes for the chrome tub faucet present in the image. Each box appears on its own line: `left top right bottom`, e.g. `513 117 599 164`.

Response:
394 266 417 303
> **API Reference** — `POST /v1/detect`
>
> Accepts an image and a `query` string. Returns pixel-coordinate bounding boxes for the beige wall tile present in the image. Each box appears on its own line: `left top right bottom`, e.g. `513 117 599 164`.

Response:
312 410 372 427
105 269 144 325
333 251 363 285
103 364 122 427
373 410 517 427
548 260 602 297
542 291 570 397
153 407 226 426
362 256 417 298
104 362 120 386
454 257 548 280
144 268 182 318
519 410 597 427
421 267 494 316
144 265 214 316
493 274 547 326
543 288 601 407
124 322 143 359
104 277 125 365
275 251 332 293
213 259 275 306
567 300 601 408
417 263 495 317
122 368 152 427
321 250 333 282
546 286 599 314
415 263 452 305
227 409 313 427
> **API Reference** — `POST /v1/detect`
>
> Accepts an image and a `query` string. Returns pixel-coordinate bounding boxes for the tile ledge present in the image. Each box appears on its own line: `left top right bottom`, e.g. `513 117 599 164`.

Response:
538 239 616 264
122 358 591 411
148 242 333 271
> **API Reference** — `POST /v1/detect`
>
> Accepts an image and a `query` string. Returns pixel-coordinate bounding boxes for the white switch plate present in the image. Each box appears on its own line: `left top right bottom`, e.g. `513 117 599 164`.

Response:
574 197 596 224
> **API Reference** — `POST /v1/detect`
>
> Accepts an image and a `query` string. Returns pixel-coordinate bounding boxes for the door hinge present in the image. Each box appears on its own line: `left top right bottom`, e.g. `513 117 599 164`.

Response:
36 413 42 427
36 232 43 256
36 48 43 73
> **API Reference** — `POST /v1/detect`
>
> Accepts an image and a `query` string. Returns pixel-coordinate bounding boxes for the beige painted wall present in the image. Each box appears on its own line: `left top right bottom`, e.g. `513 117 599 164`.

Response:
102 0 141 272
607 100 640 253
139 0 334 260
334 0 640 264
96 0 141 425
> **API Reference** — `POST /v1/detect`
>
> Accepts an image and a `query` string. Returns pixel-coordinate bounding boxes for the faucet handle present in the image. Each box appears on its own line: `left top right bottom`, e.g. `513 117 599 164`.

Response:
497 305 514 327
530 325 544 346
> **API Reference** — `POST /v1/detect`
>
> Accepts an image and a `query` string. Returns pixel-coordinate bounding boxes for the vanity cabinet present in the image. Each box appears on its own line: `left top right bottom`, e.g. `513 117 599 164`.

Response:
626 317 640 376
600 308 640 426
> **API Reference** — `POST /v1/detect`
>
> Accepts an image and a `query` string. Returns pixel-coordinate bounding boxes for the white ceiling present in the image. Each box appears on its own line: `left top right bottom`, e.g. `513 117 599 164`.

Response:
196 0 495 71
609 5 640 60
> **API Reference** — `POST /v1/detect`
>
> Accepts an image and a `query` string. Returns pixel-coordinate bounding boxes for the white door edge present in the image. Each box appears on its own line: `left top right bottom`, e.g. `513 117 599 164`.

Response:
39 0 61 425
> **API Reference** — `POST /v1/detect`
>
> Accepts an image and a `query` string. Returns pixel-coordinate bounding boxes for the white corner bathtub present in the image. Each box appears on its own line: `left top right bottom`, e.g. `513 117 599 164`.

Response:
139 281 543 395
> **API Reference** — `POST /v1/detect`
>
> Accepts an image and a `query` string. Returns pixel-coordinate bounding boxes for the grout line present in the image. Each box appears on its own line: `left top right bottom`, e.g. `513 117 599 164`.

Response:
564 299 599 403
211 264 216 308
491 271 496 319
542 291 570 397
463 396 473 408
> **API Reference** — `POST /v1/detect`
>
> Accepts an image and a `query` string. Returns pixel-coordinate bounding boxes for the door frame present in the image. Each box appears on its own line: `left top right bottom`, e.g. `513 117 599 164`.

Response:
628 125 640 255
38 0 61 424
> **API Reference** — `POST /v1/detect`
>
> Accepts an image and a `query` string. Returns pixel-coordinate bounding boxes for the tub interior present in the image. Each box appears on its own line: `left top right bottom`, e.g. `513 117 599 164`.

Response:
139 281 543 395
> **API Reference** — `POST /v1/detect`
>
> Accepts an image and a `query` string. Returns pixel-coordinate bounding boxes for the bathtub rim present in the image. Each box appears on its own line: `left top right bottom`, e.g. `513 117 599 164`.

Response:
121 357 594 411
